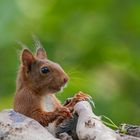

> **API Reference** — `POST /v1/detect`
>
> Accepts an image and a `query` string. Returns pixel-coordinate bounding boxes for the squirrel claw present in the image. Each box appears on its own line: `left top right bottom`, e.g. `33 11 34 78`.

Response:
75 91 90 100
65 91 91 111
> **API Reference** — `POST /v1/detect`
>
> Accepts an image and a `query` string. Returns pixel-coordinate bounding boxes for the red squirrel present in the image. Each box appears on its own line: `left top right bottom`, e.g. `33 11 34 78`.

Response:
14 42 88 127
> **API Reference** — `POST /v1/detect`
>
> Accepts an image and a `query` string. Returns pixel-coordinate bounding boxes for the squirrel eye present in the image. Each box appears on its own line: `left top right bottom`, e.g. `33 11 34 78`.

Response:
41 67 50 74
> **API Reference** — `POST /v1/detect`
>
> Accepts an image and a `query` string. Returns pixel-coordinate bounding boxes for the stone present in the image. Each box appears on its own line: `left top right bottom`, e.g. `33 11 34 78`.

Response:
0 109 58 140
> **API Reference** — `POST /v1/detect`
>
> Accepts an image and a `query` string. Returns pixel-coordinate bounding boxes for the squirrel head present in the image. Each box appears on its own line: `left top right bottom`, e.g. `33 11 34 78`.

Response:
19 47 69 94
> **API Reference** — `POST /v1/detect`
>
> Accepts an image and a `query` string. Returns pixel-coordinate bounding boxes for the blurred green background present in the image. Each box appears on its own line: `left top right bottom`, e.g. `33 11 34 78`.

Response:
0 0 140 125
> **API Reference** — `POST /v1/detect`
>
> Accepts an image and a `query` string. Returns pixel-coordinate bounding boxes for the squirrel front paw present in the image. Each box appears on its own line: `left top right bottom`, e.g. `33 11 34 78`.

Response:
74 91 90 101
55 107 72 125
55 107 72 118
66 91 90 111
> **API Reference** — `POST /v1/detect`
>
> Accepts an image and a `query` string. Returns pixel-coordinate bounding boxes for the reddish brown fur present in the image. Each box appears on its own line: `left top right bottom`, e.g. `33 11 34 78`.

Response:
14 47 71 126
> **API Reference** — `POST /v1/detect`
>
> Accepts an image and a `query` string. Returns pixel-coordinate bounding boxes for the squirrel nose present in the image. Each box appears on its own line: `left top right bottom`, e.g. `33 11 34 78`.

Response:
64 78 68 83
63 76 69 84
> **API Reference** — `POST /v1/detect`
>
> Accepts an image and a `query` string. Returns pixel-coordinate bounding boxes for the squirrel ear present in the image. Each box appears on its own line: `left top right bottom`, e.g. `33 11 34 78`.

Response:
36 47 47 59
21 49 35 67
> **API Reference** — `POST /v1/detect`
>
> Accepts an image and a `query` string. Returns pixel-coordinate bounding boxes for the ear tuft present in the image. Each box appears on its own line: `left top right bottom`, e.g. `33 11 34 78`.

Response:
36 47 47 59
21 49 35 67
